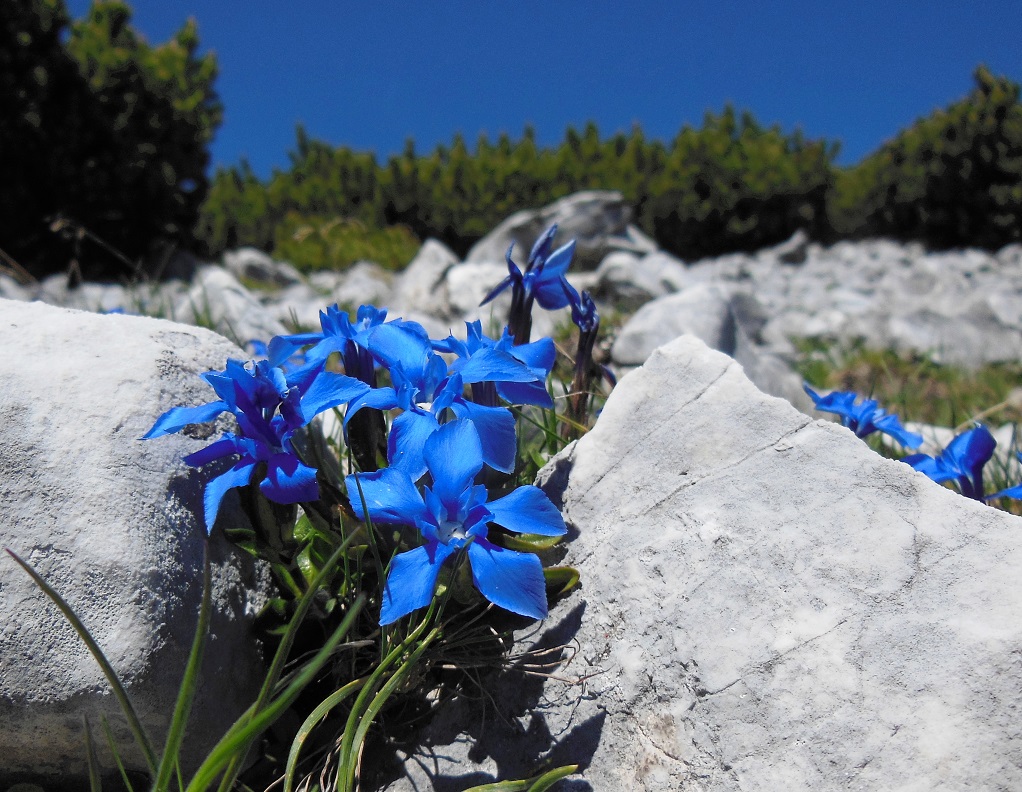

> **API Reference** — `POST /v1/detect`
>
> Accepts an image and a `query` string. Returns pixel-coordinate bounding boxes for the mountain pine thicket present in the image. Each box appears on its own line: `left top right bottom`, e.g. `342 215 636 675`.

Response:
3 0 1020 278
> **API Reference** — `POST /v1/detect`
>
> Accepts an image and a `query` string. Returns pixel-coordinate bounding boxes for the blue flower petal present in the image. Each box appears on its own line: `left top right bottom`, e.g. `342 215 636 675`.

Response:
344 386 399 426
379 541 459 625
528 225 558 265
495 379 554 409
298 372 370 423
509 336 556 375
345 466 426 526
267 333 323 367
388 410 440 479
486 485 567 536
533 275 573 310
203 460 257 533
182 435 243 467
872 413 924 449
424 420 484 508
946 424 996 479
456 347 539 385
143 400 229 439
467 538 548 620
366 323 434 374
260 453 319 504
904 453 957 484
480 274 514 307
989 482 1022 501
449 400 516 474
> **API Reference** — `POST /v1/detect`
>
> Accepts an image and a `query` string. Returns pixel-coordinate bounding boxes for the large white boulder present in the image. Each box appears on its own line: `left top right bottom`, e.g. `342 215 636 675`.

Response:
384 334 1022 791
0 299 270 783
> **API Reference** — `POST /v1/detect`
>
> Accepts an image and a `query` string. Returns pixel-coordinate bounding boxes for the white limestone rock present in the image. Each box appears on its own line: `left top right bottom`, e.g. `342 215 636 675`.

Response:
223 247 304 288
593 250 691 310
384 334 1022 791
390 239 458 318
612 284 735 366
330 260 394 311
172 265 287 346
465 191 632 270
0 299 270 783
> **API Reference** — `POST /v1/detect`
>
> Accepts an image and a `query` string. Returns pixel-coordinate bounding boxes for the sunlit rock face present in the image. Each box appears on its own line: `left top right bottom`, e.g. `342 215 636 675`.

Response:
0 299 270 784
381 334 1022 792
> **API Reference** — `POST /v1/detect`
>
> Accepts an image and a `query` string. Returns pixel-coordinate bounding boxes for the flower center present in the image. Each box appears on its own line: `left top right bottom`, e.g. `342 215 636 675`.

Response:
436 519 466 544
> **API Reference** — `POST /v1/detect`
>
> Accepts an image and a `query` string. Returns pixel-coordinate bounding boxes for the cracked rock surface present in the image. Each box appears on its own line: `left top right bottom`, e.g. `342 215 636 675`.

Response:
383 334 1022 791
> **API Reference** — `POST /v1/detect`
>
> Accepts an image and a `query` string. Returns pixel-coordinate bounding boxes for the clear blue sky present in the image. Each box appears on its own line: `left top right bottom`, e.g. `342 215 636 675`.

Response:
67 1 1022 178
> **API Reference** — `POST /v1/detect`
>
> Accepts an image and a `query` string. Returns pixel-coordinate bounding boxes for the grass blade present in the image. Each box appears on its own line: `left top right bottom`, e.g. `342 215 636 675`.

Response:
212 530 363 791
283 678 367 792
461 764 579 792
152 549 213 792
83 715 103 792
185 593 366 792
100 715 136 792
5 549 159 776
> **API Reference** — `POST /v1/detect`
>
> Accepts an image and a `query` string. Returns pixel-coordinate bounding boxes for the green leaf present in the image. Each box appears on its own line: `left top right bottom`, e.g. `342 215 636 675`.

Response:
83 715 102 792
461 764 579 791
502 533 564 552
543 566 580 597
153 550 213 792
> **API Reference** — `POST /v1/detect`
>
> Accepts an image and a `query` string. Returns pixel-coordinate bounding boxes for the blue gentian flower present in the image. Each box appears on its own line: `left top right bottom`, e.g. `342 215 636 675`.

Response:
480 224 576 344
989 453 1022 501
346 420 567 625
144 359 369 531
902 424 996 500
269 305 427 471
561 280 607 435
803 385 923 449
345 322 523 477
268 304 422 386
433 320 556 408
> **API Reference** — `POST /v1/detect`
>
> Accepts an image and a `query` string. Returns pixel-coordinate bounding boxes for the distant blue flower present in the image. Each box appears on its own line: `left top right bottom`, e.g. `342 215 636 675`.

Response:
803 385 923 449
480 224 576 344
144 358 368 531
990 453 1022 501
346 420 566 625
902 424 996 501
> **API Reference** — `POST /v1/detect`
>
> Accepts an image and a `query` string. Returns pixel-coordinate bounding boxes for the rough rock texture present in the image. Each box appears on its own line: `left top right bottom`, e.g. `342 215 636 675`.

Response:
592 250 691 310
0 299 270 784
465 191 633 270
612 285 735 366
172 265 287 345
384 334 1022 791
391 239 458 318
223 247 303 288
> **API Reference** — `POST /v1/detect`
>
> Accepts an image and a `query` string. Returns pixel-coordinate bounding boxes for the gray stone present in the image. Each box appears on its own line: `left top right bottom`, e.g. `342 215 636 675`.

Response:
593 250 691 310
0 299 270 783
445 261 513 322
172 265 288 347
0 274 33 302
223 247 304 288
465 191 632 270
611 284 735 366
390 239 457 318
768 228 810 264
385 334 1022 791
264 281 327 331
330 261 394 311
